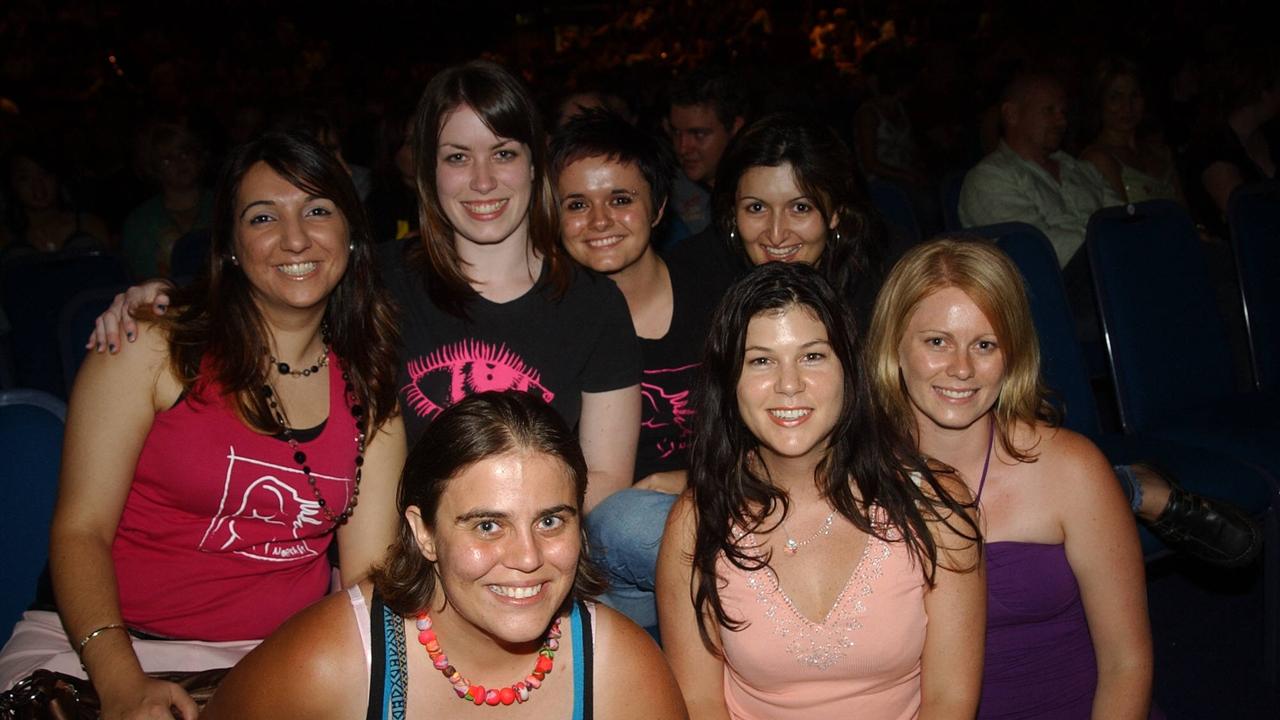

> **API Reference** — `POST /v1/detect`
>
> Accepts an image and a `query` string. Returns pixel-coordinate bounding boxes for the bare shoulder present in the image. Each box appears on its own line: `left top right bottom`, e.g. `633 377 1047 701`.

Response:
204 587 368 720
662 490 698 545
592 604 688 719
1023 423 1118 502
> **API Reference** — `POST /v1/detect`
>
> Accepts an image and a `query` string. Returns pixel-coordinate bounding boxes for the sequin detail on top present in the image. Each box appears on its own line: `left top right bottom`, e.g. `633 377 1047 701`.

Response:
738 528 893 670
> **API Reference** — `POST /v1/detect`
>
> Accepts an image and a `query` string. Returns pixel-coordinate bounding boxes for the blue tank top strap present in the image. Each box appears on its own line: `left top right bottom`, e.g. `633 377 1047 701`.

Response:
366 588 408 720
571 599 594 720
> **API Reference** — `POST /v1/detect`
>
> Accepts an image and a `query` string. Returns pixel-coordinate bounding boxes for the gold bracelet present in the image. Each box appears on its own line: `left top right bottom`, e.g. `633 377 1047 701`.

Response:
76 623 126 656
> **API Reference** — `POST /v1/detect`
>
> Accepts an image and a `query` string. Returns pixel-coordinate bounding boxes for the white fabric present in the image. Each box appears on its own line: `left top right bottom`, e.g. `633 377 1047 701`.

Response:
958 141 1122 265
0 610 259 691
347 584 373 673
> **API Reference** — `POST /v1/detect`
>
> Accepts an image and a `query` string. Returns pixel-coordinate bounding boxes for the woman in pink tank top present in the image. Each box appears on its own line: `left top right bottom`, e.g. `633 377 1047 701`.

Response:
0 133 407 719
657 262 984 719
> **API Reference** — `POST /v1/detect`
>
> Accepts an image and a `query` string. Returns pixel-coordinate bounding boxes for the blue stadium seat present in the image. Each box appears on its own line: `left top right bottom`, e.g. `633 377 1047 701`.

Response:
0 389 66 638
867 178 921 248
1228 182 1280 393
0 253 130 398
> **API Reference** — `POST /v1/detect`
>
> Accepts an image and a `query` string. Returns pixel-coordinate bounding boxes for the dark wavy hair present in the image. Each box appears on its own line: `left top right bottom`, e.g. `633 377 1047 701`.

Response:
411 60 567 316
158 131 400 432
687 262 979 648
549 108 676 221
374 391 608 615
712 113 888 304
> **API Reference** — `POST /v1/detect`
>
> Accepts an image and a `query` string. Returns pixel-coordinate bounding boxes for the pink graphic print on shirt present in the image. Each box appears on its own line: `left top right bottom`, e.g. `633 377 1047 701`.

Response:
198 447 348 562
641 363 698 459
403 339 555 419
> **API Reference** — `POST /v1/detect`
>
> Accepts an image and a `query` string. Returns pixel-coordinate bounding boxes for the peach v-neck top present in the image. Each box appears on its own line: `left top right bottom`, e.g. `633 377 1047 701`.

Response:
716 519 926 719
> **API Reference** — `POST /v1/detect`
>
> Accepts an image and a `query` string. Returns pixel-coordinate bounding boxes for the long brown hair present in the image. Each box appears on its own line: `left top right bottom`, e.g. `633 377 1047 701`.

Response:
411 60 567 316
689 263 979 650
157 131 400 433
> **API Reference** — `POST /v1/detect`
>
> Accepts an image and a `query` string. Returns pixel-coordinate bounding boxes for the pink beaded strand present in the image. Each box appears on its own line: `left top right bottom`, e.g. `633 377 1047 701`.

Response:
414 611 562 707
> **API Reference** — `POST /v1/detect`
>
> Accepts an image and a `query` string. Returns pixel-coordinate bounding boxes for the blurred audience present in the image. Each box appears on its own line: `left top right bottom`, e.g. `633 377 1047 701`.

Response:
121 123 212 278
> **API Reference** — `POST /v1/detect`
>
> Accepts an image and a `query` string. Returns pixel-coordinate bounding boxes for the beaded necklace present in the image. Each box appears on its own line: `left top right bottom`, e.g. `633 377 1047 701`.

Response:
269 323 331 378
414 611 561 707
261 331 366 524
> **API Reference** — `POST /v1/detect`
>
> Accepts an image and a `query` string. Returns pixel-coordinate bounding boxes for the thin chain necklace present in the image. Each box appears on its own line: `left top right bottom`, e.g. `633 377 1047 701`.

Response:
779 508 836 555
414 610 562 707
262 332 366 524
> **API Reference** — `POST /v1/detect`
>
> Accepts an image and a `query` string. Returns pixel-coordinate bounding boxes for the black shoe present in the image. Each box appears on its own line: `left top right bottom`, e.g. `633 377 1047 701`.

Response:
1145 474 1263 568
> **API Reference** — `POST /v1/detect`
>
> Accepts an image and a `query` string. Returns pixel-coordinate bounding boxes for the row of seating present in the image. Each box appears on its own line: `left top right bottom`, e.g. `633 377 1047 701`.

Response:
0 229 212 399
962 194 1280 688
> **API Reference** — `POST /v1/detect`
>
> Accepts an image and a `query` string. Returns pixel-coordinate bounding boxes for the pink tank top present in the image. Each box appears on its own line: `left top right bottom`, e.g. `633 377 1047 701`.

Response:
111 352 358 641
717 518 926 719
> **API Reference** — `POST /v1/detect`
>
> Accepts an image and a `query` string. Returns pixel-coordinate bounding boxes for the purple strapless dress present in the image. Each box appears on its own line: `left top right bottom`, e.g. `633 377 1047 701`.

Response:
981 541 1097 719
981 542 1162 719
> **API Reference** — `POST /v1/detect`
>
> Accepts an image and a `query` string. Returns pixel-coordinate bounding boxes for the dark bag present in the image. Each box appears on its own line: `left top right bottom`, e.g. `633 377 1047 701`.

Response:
0 667 229 719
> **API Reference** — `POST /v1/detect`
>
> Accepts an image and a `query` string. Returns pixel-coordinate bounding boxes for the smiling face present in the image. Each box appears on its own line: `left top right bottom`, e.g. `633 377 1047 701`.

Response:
435 104 533 248
1101 73 1145 135
410 450 581 645
233 161 350 320
737 304 844 473
897 286 1005 434
735 163 836 267
557 155 662 277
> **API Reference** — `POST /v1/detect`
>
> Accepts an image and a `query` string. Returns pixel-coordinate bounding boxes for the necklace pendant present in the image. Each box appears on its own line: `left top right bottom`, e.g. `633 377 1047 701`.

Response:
784 539 799 555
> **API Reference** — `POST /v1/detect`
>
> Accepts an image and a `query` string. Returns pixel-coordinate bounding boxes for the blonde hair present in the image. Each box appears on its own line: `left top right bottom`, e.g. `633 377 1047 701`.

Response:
865 237 1057 461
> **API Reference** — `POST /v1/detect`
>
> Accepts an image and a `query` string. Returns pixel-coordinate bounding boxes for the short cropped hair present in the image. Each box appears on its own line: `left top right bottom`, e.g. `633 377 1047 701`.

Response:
549 108 676 220
667 67 749 129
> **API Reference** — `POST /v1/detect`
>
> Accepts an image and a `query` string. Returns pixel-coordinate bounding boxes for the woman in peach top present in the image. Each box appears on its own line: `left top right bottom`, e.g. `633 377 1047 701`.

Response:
657 262 983 719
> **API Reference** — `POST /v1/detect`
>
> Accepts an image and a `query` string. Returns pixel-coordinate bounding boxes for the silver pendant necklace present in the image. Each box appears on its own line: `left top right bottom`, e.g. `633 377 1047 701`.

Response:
780 510 836 555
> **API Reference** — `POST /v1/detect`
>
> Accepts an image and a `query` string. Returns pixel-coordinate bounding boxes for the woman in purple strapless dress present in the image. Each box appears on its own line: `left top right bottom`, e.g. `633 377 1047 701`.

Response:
867 238 1156 719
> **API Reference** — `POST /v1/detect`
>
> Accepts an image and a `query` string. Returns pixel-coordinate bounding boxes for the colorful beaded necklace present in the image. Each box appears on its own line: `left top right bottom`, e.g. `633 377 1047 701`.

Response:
414 611 561 707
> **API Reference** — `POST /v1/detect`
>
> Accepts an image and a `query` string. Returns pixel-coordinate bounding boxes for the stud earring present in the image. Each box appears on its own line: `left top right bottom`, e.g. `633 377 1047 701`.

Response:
833 229 843 244
229 254 239 266
728 228 738 241
348 241 355 251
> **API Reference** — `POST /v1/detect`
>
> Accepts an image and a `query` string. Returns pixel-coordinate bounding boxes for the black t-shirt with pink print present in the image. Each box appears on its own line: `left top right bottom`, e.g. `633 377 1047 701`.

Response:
634 252 729 481
379 239 641 444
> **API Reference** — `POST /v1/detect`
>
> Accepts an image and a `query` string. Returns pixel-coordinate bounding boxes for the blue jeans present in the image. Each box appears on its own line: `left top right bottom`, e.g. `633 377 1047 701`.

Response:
584 488 679 635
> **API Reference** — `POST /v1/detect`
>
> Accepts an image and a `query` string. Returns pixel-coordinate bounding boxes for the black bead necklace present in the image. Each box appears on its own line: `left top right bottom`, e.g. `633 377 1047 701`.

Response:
270 340 329 378
262 328 366 524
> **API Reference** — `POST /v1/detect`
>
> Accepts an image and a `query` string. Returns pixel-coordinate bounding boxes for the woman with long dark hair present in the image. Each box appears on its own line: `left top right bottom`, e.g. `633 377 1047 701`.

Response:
709 112 892 326
657 262 982 718
89 61 642 513
0 132 406 718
